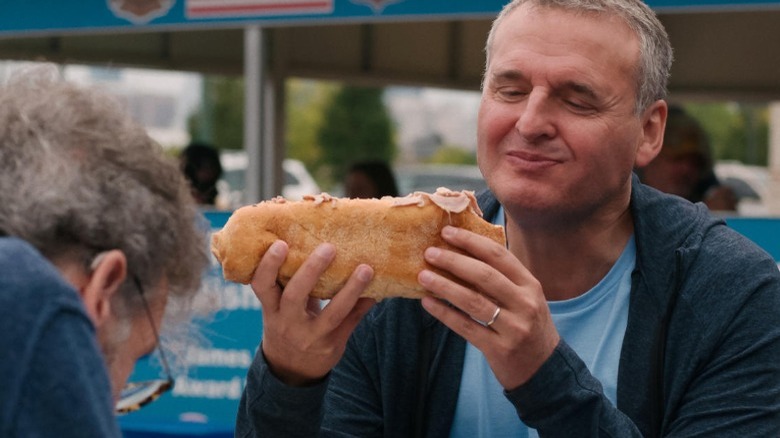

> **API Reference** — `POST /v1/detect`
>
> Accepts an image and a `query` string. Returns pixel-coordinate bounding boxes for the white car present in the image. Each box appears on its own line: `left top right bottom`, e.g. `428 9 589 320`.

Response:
714 160 770 216
218 151 320 209
395 164 487 195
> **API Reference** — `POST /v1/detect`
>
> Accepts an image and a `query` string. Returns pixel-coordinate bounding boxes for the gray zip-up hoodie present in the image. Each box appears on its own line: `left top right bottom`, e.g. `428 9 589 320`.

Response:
236 175 780 437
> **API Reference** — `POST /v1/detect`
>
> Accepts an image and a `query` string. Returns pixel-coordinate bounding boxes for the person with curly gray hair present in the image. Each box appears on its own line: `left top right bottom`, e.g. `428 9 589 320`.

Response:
0 66 210 437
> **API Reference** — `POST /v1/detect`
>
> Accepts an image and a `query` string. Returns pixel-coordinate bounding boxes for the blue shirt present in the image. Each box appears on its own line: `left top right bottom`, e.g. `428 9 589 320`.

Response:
450 207 634 438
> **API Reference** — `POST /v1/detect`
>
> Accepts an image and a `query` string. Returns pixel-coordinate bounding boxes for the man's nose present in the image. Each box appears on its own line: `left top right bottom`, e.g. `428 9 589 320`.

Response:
515 90 556 142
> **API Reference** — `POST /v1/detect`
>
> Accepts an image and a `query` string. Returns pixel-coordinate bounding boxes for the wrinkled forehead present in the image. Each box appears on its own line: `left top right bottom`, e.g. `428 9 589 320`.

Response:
487 2 639 62
488 4 640 71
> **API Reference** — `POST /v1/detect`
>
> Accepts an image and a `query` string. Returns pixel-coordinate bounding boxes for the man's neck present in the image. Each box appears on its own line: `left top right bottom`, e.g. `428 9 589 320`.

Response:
505 206 634 301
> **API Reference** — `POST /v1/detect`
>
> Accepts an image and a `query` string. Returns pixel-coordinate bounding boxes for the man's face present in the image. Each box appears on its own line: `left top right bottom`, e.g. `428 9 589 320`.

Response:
100 284 168 400
478 4 651 224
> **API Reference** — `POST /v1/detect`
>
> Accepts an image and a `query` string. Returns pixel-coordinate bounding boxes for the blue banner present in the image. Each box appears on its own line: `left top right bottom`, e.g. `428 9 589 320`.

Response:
727 217 780 262
120 211 255 437
1 0 779 37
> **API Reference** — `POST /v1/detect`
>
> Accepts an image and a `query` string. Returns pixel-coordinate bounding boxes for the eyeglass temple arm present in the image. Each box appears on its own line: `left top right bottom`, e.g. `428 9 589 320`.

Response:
132 276 174 381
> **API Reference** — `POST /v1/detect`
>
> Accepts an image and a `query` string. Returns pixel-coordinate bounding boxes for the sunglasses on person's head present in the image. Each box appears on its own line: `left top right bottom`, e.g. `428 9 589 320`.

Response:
115 275 174 415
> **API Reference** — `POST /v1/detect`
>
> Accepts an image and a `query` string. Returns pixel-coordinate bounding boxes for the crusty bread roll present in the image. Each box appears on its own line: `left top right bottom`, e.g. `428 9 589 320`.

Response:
210 188 506 301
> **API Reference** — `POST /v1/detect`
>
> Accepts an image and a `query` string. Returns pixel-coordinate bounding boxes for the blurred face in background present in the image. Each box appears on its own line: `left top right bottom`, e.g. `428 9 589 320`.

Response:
638 106 713 202
345 170 379 199
640 149 704 200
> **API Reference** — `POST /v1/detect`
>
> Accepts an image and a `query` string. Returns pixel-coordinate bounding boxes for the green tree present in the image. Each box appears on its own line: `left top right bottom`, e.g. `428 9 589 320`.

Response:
188 77 393 189
285 79 339 181
427 145 477 165
188 75 245 150
317 85 396 184
723 104 768 166
684 102 768 166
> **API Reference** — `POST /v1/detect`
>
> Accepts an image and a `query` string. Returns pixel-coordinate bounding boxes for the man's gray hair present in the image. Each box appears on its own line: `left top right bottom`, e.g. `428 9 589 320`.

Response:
484 0 673 114
0 65 209 323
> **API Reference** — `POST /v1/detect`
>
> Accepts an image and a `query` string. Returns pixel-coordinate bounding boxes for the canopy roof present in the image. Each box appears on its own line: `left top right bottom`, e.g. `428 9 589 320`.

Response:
0 1 779 100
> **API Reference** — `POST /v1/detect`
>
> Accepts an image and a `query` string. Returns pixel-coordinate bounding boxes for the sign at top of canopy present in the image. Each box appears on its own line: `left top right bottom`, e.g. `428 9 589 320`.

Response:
2 0 780 37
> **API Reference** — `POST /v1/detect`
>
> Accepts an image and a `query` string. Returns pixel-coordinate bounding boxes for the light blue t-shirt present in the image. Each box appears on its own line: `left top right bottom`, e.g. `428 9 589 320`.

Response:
450 207 635 438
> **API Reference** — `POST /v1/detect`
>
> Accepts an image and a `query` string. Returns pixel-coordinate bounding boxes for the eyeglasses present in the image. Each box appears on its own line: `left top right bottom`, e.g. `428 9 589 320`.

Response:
115 276 175 415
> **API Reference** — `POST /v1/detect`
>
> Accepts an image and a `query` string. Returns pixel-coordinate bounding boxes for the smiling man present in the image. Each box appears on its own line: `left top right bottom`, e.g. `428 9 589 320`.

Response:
236 1 780 436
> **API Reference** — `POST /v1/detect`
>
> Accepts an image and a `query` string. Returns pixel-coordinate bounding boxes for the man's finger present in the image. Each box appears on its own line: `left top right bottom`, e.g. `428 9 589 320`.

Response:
318 264 374 333
250 240 288 311
440 226 531 283
279 243 337 313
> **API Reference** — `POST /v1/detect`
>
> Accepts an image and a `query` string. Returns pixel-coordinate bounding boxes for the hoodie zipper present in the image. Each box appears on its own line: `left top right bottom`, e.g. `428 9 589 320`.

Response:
652 249 684 437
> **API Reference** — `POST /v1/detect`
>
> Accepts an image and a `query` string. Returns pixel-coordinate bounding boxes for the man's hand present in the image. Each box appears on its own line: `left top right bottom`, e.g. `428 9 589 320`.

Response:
251 240 376 386
418 226 560 390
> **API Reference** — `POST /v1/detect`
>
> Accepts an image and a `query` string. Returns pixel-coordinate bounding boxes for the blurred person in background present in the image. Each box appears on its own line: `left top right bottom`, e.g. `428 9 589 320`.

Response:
0 66 209 437
639 105 738 211
344 160 399 199
180 141 223 207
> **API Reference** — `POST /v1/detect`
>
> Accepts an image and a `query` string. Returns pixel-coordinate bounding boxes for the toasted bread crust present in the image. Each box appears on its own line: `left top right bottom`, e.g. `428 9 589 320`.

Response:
211 189 506 301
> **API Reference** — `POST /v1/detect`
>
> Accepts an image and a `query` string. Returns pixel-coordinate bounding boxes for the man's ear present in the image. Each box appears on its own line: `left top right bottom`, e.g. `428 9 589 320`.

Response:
82 250 127 327
634 100 668 168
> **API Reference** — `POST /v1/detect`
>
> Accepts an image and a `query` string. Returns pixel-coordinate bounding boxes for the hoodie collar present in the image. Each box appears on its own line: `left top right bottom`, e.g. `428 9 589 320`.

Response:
476 173 721 295
629 173 724 289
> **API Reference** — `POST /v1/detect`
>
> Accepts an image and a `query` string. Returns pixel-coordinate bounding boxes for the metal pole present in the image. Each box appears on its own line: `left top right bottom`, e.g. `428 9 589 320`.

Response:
199 77 213 143
244 25 270 204
767 102 780 215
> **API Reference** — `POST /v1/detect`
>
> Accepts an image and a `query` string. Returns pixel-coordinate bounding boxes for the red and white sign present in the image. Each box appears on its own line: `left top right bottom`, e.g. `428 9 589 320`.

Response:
109 0 175 24
186 0 333 19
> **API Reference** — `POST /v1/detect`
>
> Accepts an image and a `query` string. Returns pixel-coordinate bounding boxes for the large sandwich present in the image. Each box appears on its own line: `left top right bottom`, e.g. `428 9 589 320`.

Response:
211 188 506 301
